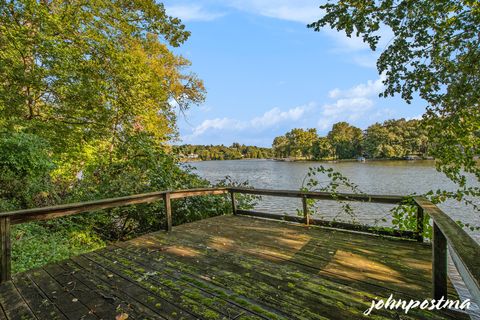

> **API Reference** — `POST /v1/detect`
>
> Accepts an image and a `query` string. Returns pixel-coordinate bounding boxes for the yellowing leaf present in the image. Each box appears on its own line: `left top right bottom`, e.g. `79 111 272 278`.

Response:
116 313 129 320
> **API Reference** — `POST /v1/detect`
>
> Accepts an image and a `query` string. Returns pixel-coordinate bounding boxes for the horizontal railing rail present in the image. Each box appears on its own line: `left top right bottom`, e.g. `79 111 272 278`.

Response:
414 197 480 306
0 188 228 224
229 187 405 204
1 186 478 305
229 187 418 240
0 187 228 283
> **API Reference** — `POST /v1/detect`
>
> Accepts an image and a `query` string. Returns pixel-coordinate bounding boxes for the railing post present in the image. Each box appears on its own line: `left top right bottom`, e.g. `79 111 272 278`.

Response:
163 192 172 232
416 204 424 242
432 222 447 299
230 191 237 215
0 217 11 283
302 196 309 226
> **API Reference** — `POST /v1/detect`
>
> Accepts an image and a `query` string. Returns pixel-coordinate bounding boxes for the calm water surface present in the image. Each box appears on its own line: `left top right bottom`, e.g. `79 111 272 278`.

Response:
191 159 480 316
191 159 478 230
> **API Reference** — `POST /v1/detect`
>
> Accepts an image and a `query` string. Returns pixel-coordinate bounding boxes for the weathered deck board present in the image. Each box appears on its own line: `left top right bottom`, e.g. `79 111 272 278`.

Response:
0 281 35 320
0 215 470 319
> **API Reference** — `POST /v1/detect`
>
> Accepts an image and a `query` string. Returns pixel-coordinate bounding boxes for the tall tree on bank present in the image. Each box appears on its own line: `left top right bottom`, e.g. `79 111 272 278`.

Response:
0 0 205 180
309 0 479 200
327 122 363 159
285 128 318 158
363 119 428 158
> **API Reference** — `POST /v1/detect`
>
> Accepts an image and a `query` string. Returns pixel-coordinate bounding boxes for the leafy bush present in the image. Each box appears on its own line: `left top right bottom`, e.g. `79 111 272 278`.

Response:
2 132 257 273
12 221 104 273
65 133 232 240
0 132 58 211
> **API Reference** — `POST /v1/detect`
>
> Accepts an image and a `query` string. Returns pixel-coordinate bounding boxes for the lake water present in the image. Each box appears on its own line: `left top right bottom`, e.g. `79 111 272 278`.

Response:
190 159 480 317
190 159 478 230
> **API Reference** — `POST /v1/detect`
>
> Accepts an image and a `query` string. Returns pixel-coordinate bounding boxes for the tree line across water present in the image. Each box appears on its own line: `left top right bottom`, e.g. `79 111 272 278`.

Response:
174 143 273 160
272 118 429 160
176 118 430 161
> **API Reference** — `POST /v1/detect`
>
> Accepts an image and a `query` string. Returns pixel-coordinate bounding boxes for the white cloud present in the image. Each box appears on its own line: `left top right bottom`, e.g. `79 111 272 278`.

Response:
198 105 212 112
191 118 243 136
166 5 225 22
165 1 390 68
251 104 311 127
222 1 390 69
351 54 378 68
318 98 373 130
322 98 373 117
223 0 321 24
318 76 386 129
328 75 385 99
186 103 313 138
406 114 423 121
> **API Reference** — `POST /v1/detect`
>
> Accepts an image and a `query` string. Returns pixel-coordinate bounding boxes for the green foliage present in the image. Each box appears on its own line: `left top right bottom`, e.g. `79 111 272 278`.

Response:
65 133 247 241
285 128 319 158
363 119 428 158
0 1 238 274
311 137 334 160
299 166 365 221
171 176 259 226
273 128 335 160
327 122 363 159
309 0 480 216
174 143 273 161
0 132 57 211
12 221 105 273
215 176 260 211
388 198 432 239
272 135 290 158
273 118 429 160
300 167 437 238
0 0 205 170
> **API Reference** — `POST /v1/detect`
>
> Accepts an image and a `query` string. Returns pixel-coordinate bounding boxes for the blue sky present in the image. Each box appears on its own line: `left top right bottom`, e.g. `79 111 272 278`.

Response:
163 0 427 147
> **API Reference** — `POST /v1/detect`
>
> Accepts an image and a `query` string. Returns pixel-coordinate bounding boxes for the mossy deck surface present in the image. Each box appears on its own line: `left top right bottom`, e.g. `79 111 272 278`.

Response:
0 215 468 319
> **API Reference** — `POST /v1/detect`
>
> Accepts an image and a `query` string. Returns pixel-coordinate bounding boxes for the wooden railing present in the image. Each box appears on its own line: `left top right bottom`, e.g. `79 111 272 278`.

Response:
0 187 479 306
0 188 229 283
413 197 480 306
229 187 419 239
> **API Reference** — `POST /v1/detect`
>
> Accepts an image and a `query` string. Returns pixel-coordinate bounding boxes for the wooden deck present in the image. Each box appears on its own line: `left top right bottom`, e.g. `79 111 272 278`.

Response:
0 215 468 320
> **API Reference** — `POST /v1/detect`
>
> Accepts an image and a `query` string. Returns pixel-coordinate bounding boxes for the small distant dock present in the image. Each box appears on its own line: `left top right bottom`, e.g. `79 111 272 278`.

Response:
0 188 478 319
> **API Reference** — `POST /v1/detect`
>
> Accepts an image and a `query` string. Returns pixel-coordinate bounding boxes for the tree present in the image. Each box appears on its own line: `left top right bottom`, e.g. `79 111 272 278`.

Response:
363 123 389 158
284 128 318 158
0 1 261 272
327 122 363 159
309 0 479 196
272 135 290 158
312 137 334 160
0 0 210 239
173 144 272 160
363 119 428 158
0 0 205 178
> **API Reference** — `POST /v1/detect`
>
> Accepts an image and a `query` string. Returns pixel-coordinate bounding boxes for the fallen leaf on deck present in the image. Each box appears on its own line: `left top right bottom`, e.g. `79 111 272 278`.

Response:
116 313 129 320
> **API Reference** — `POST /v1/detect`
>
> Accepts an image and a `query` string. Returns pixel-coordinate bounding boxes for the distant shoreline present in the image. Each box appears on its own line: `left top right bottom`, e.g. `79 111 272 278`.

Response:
180 157 436 163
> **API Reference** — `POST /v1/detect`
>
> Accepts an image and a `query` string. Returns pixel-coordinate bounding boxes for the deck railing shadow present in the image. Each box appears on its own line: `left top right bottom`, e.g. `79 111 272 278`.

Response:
0 187 479 307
